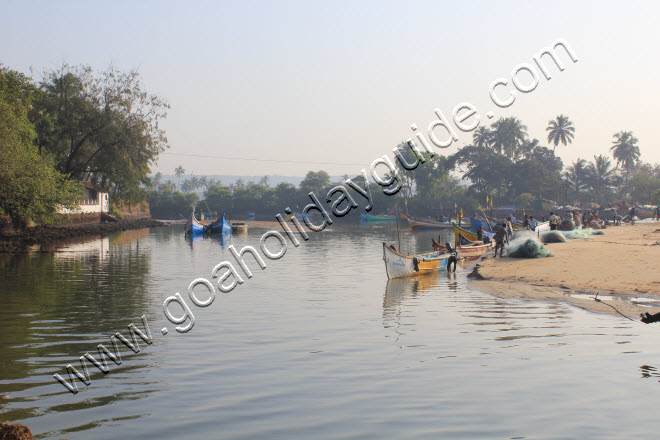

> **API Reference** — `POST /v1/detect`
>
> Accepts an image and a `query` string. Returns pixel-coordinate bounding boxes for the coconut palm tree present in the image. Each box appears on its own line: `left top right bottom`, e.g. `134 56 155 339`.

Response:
565 158 588 201
610 130 640 183
174 165 185 190
546 115 575 152
586 154 615 202
472 126 492 149
491 117 528 160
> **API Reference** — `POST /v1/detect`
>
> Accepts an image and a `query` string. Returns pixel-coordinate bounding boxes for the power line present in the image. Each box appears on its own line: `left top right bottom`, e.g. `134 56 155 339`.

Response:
161 152 365 167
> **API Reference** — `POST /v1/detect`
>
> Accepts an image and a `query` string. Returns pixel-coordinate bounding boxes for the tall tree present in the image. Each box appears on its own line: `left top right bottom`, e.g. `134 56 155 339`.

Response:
174 165 185 190
610 130 640 183
491 117 528 160
565 158 588 201
586 154 615 202
472 126 492 149
546 114 575 152
37 64 170 200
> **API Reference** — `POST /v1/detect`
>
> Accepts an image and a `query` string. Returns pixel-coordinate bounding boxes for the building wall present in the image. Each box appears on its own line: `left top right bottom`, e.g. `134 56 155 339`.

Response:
57 192 109 214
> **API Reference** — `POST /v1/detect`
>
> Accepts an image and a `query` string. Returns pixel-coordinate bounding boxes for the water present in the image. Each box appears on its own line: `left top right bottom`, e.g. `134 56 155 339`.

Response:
1 223 660 439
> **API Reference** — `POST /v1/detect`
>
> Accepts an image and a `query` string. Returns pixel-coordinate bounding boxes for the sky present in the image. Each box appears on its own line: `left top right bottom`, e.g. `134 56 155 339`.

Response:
2 0 658 177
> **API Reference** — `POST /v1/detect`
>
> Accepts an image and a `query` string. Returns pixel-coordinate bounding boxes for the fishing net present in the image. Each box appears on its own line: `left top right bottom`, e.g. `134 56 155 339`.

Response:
591 230 606 235
506 230 553 258
558 219 575 231
561 228 594 240
540 230 567 243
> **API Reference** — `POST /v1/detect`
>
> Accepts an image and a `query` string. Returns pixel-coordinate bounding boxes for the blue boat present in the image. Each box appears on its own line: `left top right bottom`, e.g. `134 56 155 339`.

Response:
185 210 208 235
209 213 231 235
247 211 256 219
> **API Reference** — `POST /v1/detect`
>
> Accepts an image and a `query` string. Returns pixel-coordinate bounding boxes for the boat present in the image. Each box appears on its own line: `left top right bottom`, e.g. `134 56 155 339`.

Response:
452 222 494 243
635 205 658 219
533 221 550 233
403 213 454 230
247 211 256 219
231 222 248 233
382 242 454 279
361 212 397 222
455 234 493 259
185 211 208 235
208 213 231 234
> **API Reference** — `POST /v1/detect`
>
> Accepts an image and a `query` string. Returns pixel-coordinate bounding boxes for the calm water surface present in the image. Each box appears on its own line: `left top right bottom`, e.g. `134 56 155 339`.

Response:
1 223 660 439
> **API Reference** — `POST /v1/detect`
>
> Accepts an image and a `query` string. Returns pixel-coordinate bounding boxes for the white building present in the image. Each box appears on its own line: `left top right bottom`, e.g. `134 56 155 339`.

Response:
57 181 110 214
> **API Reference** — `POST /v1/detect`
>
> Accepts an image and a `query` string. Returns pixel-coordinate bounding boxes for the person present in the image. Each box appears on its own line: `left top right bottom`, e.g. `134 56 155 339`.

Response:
505 216 514 240
529 215 538 231
549 211 559 230
493 222 508 258
477 224 484 241
522 214 529 228
655 206 659 221
630 206 636 225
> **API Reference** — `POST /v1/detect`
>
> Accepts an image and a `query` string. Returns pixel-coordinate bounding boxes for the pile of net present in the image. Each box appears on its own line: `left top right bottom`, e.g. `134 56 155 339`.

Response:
591 230 605 235
540 230 567 243
561 228 595 239
558 219 575 231
506 230 553 258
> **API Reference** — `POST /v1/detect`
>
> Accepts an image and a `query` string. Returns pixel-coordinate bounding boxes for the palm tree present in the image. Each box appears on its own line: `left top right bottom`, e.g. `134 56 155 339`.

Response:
472 126 492 149
174 165 185 190
565 158 588 201
199 176 209 195
191 175 200 191
586 154 615 202
491 117 528 160
610 130 640 183
546 115 575 152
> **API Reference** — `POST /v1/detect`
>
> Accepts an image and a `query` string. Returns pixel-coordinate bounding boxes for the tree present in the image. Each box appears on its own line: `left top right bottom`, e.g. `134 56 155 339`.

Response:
491 117 528 160
546 114 575 152
472 126 492 149
516 193 535 209
299 170 331 195
0 65 81 227
565 158 588 201
610 130 641 183
174 165 185 189
586 154 616 203
37 64 169 201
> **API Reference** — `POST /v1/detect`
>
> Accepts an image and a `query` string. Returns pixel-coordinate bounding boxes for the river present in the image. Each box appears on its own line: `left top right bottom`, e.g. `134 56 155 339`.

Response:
1 223 659 439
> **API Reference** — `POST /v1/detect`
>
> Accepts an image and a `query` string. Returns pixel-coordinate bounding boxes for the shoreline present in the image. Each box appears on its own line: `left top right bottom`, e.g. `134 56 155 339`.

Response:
467 221 660 320
0 217 165 254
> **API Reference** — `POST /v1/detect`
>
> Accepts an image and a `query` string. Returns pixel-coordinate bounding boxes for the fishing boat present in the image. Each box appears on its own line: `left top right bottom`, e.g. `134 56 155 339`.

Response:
452 222 495 243
208 213 231 234
361 212 397 222
403 213 454 230
185 211 208 235
533 221 550 233
635 205 658 219
382 242 454 279
455 234 493 259
231 222 248 233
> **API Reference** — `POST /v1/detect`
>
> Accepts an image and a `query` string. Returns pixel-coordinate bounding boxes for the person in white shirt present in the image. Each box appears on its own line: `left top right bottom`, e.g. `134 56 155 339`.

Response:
529 216 538 231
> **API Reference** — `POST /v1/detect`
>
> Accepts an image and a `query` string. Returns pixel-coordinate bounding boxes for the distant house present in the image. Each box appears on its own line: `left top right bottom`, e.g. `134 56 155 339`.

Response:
57 181 110 214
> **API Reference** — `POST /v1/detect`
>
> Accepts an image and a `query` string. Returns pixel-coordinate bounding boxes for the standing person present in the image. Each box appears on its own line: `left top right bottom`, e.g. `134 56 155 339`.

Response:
522 214 529 229
529 215 538 232
493 222 508 258
505 216 514 240
549 211 559 230
477 224 484 241
630 206 636 225
655 206 659 221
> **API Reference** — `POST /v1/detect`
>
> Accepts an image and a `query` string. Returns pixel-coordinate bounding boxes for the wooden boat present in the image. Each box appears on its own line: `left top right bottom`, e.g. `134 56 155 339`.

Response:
403 213 453 230
231 222 248 233
533 221 550 233
185 211 208 235
452 222 494 243
382 242 454 279
361 212 397 222
455 234 493 259
209 213 231 234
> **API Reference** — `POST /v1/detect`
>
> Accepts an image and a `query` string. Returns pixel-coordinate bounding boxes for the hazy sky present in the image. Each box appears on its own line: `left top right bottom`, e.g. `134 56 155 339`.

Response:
2 0 658 176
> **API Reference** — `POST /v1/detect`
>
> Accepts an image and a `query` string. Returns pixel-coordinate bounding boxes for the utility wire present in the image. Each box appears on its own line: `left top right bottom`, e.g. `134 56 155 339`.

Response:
161 152 365 167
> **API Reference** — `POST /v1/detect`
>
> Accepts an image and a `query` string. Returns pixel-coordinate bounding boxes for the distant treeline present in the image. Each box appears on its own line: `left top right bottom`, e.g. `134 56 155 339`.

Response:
149 116 660 218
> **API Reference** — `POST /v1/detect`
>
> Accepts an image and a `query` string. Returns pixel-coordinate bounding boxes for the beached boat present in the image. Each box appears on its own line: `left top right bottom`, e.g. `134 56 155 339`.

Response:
533 221 550 233
403 214 453 229
382 242 454 279
455 234 493 259
185 211 208 235
231 222 248 233
209 213 231 234
361 212 397 222
635 205 658 219
452 222 494 243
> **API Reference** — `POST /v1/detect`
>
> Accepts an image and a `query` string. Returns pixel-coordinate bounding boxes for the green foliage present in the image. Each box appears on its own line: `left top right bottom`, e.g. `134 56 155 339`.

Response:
36 64 170 201
625 172 660 204
546 114 575 152
109 204 125 220
147 184 199 218
516 193 535 209
652 189 660 205
0 65 82 227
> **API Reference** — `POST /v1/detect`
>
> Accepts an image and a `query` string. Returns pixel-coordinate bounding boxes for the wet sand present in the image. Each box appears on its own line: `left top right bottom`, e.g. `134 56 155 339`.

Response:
469 221 660 320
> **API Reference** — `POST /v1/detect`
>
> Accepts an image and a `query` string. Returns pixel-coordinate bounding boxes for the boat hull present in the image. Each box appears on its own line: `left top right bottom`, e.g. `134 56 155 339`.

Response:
404 214 454 229
209 214 231 234
185 213 208 235
361 213 397 222
382 242 452 279
457 242 493 259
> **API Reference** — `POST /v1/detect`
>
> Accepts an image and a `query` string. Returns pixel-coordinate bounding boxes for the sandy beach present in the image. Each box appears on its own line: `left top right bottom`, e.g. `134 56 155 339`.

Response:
469 221 660 320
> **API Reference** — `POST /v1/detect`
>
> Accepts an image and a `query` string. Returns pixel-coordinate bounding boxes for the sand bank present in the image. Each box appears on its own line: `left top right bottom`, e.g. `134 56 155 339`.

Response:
469 222 660 320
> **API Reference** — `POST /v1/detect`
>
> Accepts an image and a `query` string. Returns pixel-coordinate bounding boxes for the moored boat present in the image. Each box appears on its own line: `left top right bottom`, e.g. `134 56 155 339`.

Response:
361 212 397 222
231 222 248 233
403 213 454 230
185 211 208 235
209 213 231 234
382 242 454 279
455 234 493 259
452 222 494 243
